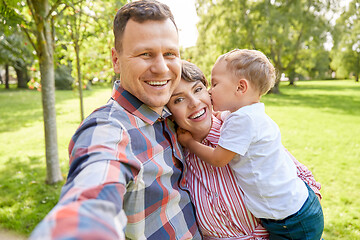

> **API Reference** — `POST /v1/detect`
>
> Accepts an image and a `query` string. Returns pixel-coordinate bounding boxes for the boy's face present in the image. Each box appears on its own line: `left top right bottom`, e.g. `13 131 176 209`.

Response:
209 60 239 112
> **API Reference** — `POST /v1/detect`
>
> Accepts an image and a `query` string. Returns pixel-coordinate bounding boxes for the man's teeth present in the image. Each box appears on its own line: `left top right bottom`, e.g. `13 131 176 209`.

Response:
148 81 167 86
190 109 205 119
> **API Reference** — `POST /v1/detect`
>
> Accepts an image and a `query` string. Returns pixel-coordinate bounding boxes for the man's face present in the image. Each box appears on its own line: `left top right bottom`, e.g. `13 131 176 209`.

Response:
112 19 181 115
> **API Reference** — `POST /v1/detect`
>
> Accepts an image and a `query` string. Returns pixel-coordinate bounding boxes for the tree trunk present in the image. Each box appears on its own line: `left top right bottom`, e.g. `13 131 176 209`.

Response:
356 51 359 82
5 64 9 89
32 0 63 184
269 81 280 94
75 42 84 121
268 68 281 94
15 62 29 88
288 70 296 86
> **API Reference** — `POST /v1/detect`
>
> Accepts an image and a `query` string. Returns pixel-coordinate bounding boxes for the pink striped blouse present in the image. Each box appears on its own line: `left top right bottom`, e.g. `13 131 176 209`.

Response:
184 116 321 239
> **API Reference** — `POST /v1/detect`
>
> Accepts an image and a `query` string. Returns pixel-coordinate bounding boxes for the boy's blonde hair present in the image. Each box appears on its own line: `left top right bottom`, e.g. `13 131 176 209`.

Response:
218 49 276 96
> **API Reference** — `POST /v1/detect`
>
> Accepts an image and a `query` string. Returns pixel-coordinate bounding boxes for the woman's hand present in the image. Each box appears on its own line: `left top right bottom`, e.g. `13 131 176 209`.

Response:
176 128 194 148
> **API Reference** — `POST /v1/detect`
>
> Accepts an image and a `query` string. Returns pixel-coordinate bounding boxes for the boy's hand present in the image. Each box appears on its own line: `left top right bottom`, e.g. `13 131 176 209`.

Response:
213 110 231 121
176 128 194 148
213 111 222 120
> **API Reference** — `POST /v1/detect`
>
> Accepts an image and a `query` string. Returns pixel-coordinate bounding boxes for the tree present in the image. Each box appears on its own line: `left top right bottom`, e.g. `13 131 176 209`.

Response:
55 0 119 121
1 0 65 184
0 7 33 89
331 0 360 82
0 32 33 88
192 0 330 92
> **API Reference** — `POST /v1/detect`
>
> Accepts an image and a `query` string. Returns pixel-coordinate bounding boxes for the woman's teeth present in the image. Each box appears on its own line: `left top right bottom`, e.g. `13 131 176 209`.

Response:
190 109 205 119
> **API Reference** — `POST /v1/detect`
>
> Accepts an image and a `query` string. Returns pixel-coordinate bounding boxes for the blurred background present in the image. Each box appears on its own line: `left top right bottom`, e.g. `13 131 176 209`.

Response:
0 0 359 239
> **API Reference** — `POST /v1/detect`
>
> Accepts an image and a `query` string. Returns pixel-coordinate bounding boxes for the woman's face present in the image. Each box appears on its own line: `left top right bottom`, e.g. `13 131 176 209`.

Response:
167 79 212 141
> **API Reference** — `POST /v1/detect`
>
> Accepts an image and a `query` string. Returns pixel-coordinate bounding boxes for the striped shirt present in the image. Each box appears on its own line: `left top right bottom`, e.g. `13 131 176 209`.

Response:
185 116 321 239
30 81 201 240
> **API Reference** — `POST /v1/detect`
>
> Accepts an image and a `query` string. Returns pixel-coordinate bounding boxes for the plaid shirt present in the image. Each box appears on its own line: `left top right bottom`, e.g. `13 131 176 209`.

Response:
30 81 201 240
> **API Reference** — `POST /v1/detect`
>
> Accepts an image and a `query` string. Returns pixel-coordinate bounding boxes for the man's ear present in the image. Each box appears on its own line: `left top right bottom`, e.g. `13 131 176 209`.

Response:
236 79 248 94
111 48 121 74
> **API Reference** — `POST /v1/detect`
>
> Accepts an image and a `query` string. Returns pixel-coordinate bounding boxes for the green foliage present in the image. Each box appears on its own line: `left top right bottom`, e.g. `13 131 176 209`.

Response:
55 64 75 90
54 0 127 83
331 0 360 81
1 81 360 238
190 0 331 88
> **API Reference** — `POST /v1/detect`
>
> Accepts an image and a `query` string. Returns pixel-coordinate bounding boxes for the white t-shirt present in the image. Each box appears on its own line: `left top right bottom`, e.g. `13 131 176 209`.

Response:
218 103 308 219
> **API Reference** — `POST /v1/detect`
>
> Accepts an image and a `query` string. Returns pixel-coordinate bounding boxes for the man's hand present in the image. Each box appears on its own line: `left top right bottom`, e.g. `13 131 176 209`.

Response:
176 128 194 148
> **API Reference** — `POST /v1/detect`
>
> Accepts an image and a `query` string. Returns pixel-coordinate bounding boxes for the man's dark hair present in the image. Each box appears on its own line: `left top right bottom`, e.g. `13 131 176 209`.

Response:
113 0 177 52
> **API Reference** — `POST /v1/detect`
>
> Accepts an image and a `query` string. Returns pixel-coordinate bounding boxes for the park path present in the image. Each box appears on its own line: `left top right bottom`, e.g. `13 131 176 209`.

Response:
0 229 26 240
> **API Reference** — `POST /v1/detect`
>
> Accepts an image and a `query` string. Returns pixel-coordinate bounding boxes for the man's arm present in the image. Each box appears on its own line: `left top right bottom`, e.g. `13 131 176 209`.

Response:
177 128 236 167
30 117 134 240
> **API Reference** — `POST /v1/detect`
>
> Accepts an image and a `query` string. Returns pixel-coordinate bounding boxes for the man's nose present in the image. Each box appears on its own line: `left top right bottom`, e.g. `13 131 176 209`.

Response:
151 55 169 74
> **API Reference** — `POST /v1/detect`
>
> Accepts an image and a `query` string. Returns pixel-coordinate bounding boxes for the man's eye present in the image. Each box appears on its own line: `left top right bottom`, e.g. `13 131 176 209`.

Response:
164 52 176 57
141 53 150 57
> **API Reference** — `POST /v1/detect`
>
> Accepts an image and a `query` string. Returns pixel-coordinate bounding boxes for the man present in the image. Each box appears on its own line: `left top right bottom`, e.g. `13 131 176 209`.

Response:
30 1 201 239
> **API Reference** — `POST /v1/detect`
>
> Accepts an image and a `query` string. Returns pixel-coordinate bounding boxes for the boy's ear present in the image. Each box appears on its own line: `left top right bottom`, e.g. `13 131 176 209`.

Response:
236 79 248 93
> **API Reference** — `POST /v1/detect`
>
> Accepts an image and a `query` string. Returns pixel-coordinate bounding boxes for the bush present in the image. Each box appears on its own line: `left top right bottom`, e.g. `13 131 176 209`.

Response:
55 64 74 90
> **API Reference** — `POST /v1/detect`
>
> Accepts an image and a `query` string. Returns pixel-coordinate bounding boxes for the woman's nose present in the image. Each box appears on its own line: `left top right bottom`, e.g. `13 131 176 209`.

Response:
189 96 200 108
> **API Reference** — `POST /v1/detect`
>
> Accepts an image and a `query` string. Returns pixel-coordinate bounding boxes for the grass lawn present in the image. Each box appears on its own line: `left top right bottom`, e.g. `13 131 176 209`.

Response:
0 80 359 239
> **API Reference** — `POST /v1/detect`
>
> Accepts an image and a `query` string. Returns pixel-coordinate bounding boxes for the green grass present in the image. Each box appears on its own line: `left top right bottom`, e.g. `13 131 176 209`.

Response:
262 80 360 239
0 84 112 235
0 80 359 238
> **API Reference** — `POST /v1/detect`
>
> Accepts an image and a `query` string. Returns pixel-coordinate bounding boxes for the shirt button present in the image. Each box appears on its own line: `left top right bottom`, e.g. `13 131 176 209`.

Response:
283 225 287 229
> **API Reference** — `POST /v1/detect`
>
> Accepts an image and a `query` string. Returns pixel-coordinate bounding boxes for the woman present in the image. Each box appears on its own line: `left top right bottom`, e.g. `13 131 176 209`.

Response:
167 60 322 240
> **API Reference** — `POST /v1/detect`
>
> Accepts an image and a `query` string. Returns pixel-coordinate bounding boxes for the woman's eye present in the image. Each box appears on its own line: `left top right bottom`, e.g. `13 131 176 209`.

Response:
194 87 203 93
174 97 184 104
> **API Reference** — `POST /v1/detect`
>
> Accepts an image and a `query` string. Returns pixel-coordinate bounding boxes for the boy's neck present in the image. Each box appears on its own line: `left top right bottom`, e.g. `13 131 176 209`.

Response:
230 93 261 113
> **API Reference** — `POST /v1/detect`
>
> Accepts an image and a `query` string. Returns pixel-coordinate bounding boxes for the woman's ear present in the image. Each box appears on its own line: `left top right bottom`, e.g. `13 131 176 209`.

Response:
236 79 248 93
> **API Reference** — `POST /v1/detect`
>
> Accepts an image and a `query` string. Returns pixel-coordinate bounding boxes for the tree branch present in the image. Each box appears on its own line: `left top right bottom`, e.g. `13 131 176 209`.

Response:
21 26 38 53
46 0 63 20
26 0 38 25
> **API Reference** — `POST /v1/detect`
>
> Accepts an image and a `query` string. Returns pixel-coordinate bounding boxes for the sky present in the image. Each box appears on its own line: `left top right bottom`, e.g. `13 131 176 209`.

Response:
157 0 199 48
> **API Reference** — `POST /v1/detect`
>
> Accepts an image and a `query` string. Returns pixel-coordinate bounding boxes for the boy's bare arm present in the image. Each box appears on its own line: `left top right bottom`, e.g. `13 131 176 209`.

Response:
177 128 236 167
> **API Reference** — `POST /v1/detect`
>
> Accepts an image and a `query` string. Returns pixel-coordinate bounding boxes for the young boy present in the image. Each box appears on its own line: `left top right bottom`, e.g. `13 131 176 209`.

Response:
177 49 324 239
